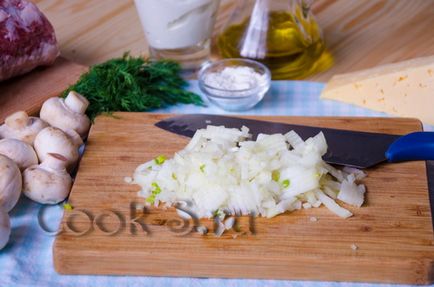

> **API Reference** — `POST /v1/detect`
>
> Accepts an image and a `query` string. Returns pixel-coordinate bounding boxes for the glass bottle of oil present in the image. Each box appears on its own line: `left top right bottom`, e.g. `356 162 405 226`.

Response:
217 0 333 79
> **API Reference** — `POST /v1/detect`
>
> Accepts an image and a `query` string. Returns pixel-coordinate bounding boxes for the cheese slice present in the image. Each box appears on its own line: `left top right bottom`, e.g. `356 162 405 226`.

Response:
321 56 434 125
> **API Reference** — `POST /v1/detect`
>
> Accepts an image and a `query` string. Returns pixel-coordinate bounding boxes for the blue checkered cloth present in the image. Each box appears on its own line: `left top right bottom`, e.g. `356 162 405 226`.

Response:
1 81 430 287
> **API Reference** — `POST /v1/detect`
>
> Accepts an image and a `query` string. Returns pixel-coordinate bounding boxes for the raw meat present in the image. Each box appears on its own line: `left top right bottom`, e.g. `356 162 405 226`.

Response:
0 0 59 81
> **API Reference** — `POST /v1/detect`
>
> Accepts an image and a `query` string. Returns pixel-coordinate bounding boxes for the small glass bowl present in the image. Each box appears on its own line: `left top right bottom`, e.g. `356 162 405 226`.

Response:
198 58 271 111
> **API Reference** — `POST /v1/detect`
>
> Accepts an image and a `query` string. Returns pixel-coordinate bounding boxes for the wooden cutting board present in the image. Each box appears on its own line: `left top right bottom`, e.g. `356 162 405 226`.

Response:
0 58 87 123
53 113 434 284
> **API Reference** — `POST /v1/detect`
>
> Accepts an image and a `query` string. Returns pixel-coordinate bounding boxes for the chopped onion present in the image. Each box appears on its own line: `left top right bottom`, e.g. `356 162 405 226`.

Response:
343 167 367 181
337 178 366 207
315 190 353 218
130 125 366 224
224 217 235 230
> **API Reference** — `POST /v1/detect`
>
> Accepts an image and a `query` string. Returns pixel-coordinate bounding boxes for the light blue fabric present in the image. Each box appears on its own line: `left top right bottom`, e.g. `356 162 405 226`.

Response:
1 81 431 287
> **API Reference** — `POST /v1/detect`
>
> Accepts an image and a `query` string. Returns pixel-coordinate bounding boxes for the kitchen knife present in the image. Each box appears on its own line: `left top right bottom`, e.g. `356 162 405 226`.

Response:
155 114 434 169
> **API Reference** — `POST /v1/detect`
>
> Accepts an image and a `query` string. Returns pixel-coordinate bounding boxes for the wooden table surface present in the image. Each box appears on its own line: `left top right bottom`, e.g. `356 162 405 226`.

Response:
33 0 434 82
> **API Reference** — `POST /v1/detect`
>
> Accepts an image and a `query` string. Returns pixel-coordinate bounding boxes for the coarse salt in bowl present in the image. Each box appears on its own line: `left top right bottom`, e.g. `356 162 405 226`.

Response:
198 58 271 111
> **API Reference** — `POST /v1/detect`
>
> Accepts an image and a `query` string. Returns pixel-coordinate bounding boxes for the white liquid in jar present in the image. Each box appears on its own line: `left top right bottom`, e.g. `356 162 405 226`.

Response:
134 0 220 50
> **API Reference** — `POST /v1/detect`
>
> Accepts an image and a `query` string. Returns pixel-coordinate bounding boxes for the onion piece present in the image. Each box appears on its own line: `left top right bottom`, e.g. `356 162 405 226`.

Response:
338 179 366 207
315 190 353 218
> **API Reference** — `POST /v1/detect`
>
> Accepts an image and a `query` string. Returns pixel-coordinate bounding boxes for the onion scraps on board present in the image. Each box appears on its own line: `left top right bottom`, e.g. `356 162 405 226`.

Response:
128 125 367 235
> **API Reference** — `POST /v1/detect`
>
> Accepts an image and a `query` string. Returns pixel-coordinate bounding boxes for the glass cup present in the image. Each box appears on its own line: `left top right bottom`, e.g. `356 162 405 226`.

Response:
134 0 221 74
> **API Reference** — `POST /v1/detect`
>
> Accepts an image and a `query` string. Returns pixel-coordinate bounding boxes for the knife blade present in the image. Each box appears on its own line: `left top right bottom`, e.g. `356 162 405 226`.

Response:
156 114 434 231
155 114 404 168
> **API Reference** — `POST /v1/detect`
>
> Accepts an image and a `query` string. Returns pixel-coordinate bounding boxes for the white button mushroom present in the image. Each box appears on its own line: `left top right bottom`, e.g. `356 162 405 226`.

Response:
63 128 84 148
0 154 22 212
0 209 11 250
40 91 91 139
0 111 48 145
23 153 72 204
34 127 81 171
0 139 38 171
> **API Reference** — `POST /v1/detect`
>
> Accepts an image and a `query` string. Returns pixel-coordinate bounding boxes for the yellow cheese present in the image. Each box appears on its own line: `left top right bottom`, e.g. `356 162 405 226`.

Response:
321 56 434 125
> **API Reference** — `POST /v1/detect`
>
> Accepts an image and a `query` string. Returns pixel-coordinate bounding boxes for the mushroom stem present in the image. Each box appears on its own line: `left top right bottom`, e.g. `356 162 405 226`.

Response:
65 91 89 114
5 111 30 129
40 153 68 171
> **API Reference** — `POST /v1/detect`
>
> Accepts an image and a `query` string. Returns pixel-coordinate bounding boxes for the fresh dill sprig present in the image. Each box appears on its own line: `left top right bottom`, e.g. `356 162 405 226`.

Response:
62 53 203 119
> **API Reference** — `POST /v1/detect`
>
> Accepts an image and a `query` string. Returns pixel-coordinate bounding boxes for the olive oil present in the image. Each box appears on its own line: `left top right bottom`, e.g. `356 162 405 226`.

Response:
217 11 333 80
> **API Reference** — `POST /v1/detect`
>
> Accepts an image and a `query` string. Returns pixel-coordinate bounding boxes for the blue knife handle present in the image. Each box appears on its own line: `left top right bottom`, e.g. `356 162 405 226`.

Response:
386 132 434 162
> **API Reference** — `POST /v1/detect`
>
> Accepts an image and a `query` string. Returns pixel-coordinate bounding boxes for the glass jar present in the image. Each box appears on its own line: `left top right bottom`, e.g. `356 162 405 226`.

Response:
217 0 333 79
